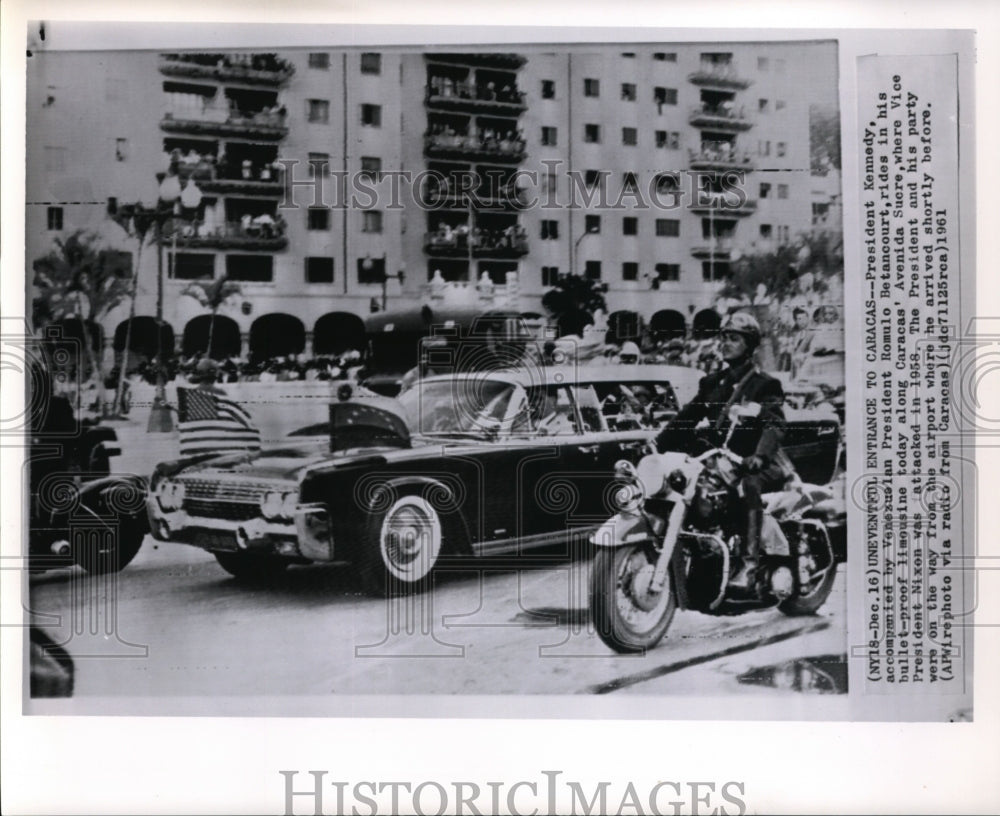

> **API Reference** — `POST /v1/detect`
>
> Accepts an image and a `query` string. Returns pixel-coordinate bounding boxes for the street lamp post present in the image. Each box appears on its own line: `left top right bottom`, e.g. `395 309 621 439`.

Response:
108 172 202 432
572 225 599 279
363 254 405 311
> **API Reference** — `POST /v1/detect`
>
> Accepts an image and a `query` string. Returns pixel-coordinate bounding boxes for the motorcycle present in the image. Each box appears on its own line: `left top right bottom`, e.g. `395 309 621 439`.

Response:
589 403 841 654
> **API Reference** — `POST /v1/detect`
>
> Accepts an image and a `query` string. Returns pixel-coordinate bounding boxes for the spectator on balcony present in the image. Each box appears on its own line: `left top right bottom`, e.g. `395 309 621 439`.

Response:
241 159 253 180
482 81 496 101
253 213 277 238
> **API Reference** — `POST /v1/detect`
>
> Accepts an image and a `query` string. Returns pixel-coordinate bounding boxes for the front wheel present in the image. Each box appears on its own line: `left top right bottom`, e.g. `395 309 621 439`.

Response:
73 516 145 574
590 544 676 654
360 494 444 596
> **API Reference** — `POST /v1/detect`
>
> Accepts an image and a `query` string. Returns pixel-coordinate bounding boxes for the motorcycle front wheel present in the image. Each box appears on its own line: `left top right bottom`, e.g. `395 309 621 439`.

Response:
590 544 676 654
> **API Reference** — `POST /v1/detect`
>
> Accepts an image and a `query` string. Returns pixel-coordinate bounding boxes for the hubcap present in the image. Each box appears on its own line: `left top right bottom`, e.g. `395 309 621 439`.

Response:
380 497 442 581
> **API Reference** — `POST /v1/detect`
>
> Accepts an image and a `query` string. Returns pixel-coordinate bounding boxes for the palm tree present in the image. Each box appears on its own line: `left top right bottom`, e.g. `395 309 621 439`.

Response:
181 274 242 358
32 231 132 414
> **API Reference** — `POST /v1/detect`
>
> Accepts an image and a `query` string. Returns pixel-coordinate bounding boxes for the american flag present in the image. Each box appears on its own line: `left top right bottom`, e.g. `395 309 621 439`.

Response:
177 387 261 456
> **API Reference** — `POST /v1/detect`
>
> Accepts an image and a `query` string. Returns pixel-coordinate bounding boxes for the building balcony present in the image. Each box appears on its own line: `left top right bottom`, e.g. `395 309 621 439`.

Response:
424 229 529 258
425 82 527 115
687 60 752 90
689 104 753 132
159 53 295 85
160 109 288 141
424 53 527 69
690 194 757 217
687 147 755 171
690 237 737 259
423 179 528 210
173 160 283 196
424 133 527 163
165 220 288 251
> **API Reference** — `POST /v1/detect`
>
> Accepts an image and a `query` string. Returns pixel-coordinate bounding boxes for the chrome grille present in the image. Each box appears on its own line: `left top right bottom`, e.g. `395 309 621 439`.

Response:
179 477 272 520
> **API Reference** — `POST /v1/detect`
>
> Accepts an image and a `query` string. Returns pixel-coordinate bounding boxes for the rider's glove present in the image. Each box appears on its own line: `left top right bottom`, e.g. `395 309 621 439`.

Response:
743 454 766 474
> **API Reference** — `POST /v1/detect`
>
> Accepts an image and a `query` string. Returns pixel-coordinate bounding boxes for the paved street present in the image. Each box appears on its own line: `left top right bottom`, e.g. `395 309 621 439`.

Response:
26 535 847 704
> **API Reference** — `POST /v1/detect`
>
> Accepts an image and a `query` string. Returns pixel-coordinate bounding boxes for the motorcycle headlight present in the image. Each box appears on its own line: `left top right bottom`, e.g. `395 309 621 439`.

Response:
260 490 284 520
612 481 645 512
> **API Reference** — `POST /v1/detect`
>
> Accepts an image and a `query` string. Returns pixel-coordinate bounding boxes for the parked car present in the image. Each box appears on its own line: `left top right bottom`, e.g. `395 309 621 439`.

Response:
148 363 843 594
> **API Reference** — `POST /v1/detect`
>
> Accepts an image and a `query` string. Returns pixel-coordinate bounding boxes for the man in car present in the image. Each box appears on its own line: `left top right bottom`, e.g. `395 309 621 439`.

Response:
654 312 787 586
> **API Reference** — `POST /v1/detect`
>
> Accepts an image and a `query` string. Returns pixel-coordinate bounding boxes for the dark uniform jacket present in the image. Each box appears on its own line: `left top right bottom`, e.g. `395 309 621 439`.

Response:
655 359 785 461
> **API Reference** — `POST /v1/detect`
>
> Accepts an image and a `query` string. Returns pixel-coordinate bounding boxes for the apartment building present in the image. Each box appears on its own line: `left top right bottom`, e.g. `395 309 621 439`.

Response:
25 41 838 361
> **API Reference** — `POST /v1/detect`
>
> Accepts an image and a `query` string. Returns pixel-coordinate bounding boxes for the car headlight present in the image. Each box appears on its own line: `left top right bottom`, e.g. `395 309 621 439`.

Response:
280 491 298 519
260 490 284 520
157 479 185 511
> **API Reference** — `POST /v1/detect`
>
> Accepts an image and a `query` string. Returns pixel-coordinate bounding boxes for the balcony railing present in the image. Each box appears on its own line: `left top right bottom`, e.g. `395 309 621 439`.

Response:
424 132 527 163
173 159 283 195
424 53 527 69
159 53 295 85
689 104 753 131
687 60 751 90
690 193 757 216
425 81 527 114
687 146 755 171
691 237 737 258
424 228 529 258
161 108 288 140
423 179 528 209
166 219 288 250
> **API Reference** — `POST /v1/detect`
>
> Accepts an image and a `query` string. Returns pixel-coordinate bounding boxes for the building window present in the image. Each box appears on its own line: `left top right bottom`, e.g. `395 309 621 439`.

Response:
362 210 383 233
757 56 769 71
543 169 558 193
655 173 680 195
361 104 382 127
585 214 601 234
622 262 639 281
584 169 602 188
541 266 560 287
622 172 639 192
308 208 331 230
541 126 558 146
584 78 600 97
654 86 677 106
115 137 128 162
360 53 381 75
760 223 773 239
541 220 560 239
308 52 330 69
307 99 330 123
621 83 636 101
655 130 679 149
44 146 66 172
226 254 273 283
759 140 771 157
623 217 638 236
779 225 790 242
308 152 330 176
776 99 787 111
702 260 729 282
776 142 787 157
305 257 334 284
584 123 601 143
357 256 386 284
169 252 214 280
47 206 63 231
622 127 638 146
653 52 677 62
584 260 602 280
655 263 680 282
621 52 636 58
360 156 382 181
541 79 556 99
655 218 680 237
777 184 789 199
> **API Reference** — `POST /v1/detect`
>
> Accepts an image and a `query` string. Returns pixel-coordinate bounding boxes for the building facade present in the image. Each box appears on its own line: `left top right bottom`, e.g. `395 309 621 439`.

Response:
25 42 839 363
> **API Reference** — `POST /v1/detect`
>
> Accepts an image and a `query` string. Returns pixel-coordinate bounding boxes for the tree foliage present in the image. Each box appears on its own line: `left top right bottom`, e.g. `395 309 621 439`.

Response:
810 104 841 174
541 273 608 337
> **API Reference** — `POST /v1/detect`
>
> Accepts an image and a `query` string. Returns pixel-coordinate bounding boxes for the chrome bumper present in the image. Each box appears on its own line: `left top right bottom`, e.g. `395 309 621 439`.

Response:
149 503 334 562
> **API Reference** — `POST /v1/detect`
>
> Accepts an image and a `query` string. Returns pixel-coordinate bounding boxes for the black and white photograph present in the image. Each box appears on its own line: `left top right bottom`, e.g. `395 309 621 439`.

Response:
1 7 991 816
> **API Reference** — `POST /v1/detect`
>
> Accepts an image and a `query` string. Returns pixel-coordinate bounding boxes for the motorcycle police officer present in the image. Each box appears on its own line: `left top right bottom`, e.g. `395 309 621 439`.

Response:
654 312 787 586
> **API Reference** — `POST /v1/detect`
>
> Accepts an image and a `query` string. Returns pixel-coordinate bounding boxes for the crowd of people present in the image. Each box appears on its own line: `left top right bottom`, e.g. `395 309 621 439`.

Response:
425 124 527 156
427 76 524 104
427 222 528 252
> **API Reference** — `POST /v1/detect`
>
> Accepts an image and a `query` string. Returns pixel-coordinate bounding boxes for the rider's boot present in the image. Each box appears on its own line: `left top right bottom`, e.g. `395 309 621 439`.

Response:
730 509 762 588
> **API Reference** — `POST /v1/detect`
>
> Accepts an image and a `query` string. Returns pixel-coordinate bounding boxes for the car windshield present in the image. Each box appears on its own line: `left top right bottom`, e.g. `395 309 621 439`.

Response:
397 379 517 436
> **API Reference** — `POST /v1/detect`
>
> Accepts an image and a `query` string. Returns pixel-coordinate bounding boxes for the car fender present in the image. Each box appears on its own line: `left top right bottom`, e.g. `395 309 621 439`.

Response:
363 474 473 552
590 511 655 548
